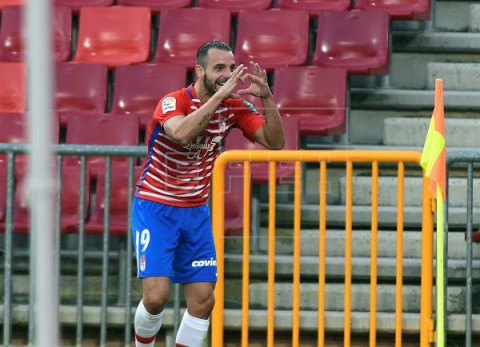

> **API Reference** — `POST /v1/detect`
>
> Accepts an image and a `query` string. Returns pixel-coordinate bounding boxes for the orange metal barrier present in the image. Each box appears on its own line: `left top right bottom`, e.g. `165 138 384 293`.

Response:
211 150 435 347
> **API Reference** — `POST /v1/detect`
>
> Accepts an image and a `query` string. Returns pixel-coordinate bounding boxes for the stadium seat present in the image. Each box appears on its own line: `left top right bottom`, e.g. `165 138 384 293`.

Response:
0 112 25 143
111 63 187 129
313 10 389 75
85 166 141 235
0 6 72 62
276 0 350 16
116 0 192 12
224 115 299 183
74 6 151 66
153 8 230 67
13 165 90 233
0 63 25 112
55 63 108 120
54 0 115 11
235 9 309 69
64 114 140 173
273 66 347 135
354 0 431 20
0 0 22 8
197 0 271 15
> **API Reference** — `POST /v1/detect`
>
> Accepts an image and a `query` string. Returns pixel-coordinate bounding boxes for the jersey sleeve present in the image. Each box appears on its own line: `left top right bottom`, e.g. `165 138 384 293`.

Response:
153 91 188 126
232 99 266 142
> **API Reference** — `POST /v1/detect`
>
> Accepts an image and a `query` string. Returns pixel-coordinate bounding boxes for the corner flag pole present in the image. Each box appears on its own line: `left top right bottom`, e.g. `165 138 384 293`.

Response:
420 79 446 347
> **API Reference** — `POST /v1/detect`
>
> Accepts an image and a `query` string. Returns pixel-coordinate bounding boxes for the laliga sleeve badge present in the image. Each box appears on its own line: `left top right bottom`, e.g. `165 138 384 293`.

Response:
140 254 146 272
162 96 177 113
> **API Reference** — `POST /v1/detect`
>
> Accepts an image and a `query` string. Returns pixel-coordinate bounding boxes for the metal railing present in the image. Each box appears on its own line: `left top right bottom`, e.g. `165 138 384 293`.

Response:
211 150 435 347
0 143 182 347
445 151 480 347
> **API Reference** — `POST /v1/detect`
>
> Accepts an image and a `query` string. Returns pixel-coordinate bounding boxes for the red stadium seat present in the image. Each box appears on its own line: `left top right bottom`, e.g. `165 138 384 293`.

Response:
86 166 141 235
111 63 187 129
274 66 347 135
276 0 350 16
313 10 389 75
55 63 108 120
74 6 151 66
116 0 192 12
0 0 22 8
153 8 230 67
64 114 140 173
54 0 115 11
0 6 72 62
0 113 59 171
0 112 25 143
224 114 299 183
0 63 25 112
235 10 309 69
13 165 90 233
197 0 271 15
355 0 430 20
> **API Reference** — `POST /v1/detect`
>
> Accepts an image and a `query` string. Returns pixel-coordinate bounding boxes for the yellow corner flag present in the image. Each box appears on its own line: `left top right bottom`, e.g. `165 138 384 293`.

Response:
420 79 446 347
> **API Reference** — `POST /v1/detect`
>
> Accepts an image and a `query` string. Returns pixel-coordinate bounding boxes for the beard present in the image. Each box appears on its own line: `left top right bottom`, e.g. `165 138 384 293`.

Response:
203 73 225 97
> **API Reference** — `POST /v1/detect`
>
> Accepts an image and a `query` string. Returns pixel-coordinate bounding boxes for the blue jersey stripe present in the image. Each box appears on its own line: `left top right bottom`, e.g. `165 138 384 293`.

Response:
136 123 161 197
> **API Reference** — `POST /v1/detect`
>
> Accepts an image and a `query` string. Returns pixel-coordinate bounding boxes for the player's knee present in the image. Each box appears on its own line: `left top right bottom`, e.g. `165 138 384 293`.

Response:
143 287 170 314
193 290 216 316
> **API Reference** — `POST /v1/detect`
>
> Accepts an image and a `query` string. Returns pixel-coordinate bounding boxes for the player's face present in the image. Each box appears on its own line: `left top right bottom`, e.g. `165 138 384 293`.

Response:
202 49 236 96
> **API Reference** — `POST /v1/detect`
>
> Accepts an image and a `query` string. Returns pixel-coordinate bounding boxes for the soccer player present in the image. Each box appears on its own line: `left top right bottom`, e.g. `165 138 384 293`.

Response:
131 40 285 347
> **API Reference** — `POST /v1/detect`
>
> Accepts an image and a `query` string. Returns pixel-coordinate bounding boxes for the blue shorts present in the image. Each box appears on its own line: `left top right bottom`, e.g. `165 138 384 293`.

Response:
131 197 217 284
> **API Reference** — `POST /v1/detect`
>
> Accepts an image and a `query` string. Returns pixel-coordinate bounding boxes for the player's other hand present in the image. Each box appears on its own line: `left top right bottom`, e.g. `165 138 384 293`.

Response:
237 62 272 99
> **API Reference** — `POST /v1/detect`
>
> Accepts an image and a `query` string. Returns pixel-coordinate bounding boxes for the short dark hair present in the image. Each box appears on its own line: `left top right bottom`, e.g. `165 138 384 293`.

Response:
196 41 232 67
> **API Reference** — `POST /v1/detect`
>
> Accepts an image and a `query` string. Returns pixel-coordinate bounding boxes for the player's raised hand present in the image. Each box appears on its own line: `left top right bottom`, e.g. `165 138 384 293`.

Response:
217 64 248 99
237 62 272 99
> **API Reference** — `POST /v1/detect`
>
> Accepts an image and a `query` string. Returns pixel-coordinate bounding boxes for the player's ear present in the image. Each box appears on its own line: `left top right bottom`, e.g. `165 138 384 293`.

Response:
195 64 204 79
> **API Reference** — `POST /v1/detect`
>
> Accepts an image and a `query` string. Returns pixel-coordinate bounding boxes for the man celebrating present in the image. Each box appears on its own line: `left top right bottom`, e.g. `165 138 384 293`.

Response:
131 40 285 347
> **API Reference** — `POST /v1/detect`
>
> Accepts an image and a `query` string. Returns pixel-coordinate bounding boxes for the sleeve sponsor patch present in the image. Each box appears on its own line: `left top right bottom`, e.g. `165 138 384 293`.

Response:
162 96 177 113
242 100 258 114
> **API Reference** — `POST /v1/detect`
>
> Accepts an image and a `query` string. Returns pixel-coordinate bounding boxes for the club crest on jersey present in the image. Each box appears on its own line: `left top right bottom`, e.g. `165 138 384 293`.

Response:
162 97 176 113
140 255 146 272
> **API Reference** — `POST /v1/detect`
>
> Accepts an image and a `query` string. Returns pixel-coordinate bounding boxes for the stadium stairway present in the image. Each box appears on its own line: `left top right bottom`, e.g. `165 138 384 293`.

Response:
248 0 480 343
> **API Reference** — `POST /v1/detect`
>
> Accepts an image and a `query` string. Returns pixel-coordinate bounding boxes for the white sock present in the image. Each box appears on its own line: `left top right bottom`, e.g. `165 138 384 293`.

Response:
175 310 210 347
134 300 163 347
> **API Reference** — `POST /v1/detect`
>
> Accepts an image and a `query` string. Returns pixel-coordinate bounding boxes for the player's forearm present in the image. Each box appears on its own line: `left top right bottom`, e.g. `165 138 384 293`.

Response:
168 94 224 146
261 94 285 150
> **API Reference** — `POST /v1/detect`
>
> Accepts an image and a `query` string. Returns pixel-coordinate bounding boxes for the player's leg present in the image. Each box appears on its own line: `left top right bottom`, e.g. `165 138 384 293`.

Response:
134 277 170 347
175 282 215 347
131 197 181 347
173 205 217 347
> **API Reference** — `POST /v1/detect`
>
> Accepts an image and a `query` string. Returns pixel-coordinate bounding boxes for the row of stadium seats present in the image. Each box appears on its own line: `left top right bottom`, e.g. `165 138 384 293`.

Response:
0 6 390 71
0 63 348 135
0 0 431 19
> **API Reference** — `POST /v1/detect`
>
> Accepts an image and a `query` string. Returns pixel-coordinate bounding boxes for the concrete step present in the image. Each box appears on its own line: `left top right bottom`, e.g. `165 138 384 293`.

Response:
339 175 480 208
384 117 480 148
248 283 473 313
392 31 480 54
3 304 480 334
262 203 480 228
469 4 480 32
389 52 480 89
427 63 480 90
224 253 480 281
351 88 480 111
249 229 480 259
